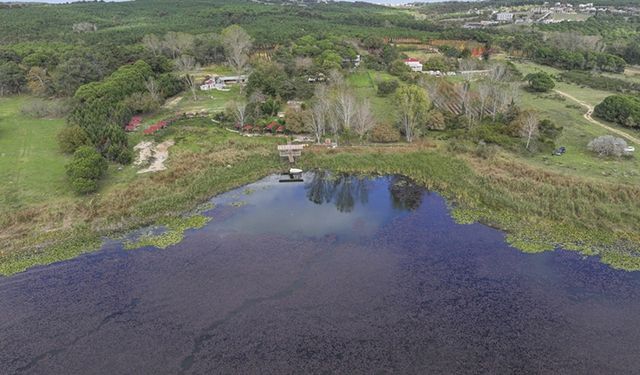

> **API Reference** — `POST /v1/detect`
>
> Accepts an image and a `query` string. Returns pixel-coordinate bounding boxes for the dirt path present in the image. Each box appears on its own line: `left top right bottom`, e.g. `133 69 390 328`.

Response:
134 140 174 173
554 89 640 145
162 96 183 109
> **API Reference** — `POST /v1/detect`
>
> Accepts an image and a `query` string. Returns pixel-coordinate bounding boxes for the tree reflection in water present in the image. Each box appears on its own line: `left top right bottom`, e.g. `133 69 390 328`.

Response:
305 171 370 213
389 176 424 211
305 172 423 213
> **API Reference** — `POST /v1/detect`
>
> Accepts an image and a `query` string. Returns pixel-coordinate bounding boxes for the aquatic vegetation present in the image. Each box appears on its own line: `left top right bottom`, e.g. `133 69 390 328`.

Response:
0 225 102 276
124 215 211 250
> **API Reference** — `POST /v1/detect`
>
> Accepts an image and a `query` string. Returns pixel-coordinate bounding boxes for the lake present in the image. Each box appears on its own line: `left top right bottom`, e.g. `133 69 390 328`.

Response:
2 172 640 374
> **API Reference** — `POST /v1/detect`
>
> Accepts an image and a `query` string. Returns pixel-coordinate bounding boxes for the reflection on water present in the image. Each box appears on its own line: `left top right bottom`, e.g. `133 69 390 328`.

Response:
2 172 640 374
306 171 370 212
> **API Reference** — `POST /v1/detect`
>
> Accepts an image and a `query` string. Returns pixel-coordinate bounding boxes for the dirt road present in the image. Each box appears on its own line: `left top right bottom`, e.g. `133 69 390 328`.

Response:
554 89 640 145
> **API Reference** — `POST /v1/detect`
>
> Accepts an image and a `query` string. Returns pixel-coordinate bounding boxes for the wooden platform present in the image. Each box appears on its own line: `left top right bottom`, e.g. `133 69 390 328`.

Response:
277 144 304 163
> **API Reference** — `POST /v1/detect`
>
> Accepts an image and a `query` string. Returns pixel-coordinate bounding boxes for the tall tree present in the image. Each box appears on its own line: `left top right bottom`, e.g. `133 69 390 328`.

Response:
395 85 430 142
334 88 356 133
164 32 194 59
307 86 329 143
174 55 199 101
144 77 161 102
353 99 375 139
227 99 248 128
221 25 252 75
142 34 163 56
518 111 539 151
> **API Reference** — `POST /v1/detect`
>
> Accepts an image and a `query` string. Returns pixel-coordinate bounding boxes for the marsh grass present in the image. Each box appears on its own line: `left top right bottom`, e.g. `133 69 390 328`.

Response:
301 144 640 270
2 116 640 274
0 120 285 275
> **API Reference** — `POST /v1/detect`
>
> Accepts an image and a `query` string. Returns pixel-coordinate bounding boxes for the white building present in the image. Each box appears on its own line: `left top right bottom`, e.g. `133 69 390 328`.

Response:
496 12 514 21
200 75 247 91
403 58 423 72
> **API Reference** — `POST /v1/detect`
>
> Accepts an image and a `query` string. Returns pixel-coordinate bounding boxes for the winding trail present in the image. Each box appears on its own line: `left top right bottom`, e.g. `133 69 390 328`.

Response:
554 89 640 145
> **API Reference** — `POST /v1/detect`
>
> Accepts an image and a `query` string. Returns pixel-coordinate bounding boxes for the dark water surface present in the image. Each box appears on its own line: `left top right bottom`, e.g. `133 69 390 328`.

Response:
2 173 640 374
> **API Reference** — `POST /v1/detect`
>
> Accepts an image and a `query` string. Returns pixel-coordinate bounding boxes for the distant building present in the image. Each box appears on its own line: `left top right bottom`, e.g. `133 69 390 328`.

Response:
200 75 247 91
403 58 423 72
496 12 514 21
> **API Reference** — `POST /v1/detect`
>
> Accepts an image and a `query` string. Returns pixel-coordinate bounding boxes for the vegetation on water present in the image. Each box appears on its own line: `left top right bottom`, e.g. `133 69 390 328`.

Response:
124 215 211 250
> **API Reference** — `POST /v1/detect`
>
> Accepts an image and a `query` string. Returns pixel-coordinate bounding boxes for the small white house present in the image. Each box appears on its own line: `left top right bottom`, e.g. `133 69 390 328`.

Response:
496 12 514 21
403 58 423 72
200 78 220 91
200 75 248 91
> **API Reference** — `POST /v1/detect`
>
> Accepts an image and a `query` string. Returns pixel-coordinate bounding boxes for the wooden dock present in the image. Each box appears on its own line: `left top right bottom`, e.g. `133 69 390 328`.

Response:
277 144 304 163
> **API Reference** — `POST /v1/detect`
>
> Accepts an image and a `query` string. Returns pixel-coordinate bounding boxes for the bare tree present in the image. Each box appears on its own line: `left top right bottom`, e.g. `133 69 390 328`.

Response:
353 99 375 139
327 69 345 89
458 58 478 79
587 135 628 157
164 32 194 59
518 111 539 151
477 81 491 119
227 99 248 128
174 55 200 101
307 101 327 144
334 89 356 132
26 67 51 96
142 34 163 56
221 25 252 75
489 63 508 82
144 77 161 102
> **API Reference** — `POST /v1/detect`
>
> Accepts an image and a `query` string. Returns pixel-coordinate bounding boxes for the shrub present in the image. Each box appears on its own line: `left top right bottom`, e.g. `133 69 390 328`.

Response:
66 146 107 194
377 79 399 96
587 135 628 158
525 72 555 92
388 60 412 80
21 99 69 118
284 109 306 134
426 110 446 130
370 122 401 143
558 71 640 93
57 125 91 154
594 95 640 129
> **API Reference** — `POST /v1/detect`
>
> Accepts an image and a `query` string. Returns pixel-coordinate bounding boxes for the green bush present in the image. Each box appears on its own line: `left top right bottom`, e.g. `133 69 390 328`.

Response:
65 146 107 194
377 79 399 96
57 125 91 154
370 122 401 143
594 95 640 128
525 72 555 92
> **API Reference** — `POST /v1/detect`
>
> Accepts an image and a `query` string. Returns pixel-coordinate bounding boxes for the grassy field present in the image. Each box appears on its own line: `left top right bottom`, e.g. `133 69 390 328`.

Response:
348 70 397 124
507 59 640 182
517 87 640 184
510 60 611 106
1 117 286 275
0 96 70 210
